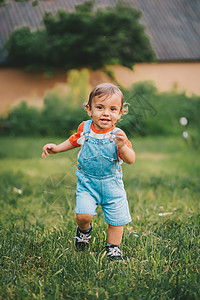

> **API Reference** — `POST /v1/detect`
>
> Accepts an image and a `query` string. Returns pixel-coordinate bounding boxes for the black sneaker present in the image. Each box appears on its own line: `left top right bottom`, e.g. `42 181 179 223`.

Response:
105 244 124 261
74 226 92 251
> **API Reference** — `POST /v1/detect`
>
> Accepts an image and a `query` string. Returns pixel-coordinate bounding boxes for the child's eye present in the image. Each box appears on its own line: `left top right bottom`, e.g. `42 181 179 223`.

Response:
111 107 116 111
97 106 102 109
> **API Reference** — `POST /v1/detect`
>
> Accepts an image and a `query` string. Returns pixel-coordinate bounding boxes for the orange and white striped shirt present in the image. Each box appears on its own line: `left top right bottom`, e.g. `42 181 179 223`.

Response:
69 121 133 160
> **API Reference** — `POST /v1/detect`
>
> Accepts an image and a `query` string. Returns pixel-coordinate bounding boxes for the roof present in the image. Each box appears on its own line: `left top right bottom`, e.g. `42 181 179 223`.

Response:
126 0 200 61
0 0 200 62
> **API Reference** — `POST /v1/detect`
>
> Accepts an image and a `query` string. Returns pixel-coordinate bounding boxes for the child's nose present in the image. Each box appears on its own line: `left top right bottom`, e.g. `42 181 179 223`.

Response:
103 109 110 116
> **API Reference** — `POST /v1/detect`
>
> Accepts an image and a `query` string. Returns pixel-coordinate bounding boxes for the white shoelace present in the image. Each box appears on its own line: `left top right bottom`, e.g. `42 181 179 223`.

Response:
107 246 123 257
74 232 91 244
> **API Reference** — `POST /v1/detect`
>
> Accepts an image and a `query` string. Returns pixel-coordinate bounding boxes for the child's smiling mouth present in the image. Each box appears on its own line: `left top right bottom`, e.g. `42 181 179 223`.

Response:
100 118 111 123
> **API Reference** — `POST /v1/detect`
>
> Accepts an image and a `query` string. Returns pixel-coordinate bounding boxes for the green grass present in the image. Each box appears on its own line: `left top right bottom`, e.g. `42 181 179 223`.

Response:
0 136 199 299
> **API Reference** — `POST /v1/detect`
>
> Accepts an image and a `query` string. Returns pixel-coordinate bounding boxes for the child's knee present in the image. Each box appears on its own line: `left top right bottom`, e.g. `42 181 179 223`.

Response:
76 213 93 224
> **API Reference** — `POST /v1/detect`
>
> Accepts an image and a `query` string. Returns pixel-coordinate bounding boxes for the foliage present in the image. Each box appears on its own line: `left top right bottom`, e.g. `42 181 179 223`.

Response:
0 78 200 148
0 0 7 6
0 136 199 299
5 27 47 70
40 90 88 136
0 0 39 6
119 81 200 142
4 1 155 70
66 69 90 105
1 101 41 136
0 69 90 136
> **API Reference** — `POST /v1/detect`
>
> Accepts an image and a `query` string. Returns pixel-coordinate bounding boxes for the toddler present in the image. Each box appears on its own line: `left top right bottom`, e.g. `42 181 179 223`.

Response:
42 83 135 260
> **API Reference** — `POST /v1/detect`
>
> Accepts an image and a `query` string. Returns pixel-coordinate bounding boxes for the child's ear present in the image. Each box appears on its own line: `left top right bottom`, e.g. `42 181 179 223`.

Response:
86 105 92 117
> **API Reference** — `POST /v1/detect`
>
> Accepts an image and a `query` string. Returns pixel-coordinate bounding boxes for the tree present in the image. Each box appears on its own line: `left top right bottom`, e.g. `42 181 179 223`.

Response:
4 1 156 70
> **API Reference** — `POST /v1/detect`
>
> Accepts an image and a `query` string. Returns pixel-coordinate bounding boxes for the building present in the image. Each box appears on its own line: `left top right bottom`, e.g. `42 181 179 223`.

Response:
0 0 200 63
0 0 200 113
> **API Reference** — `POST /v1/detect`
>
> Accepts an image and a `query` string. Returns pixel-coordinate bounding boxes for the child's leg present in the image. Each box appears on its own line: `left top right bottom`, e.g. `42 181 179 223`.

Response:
76 213 93 231
106 225 124 260
75 214 93 251
107 224 123 245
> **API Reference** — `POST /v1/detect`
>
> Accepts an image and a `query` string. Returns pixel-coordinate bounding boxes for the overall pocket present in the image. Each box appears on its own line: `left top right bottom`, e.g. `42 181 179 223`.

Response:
83 156 99 177
101 155 118 177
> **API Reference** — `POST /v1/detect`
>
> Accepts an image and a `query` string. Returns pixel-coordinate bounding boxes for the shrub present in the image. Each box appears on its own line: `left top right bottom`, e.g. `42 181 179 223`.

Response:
5 27 47 69
0 101 41 136
0 79 200 139
0 69 90 136
119 82 200 137
40 92 88 136
4 1 155 70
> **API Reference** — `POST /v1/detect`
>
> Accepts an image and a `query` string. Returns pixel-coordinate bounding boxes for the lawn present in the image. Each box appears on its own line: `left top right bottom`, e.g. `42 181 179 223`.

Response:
0 136 199 299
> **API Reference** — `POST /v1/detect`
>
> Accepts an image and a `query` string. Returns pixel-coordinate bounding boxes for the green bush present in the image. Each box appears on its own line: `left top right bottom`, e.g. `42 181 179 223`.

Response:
39 69 89 136
5 27 47 69
0 97 88 137
0 80 200 140
40 93 88 136
4 1 155 70
0 101 41 136
0 69 90 137
120 82 200 138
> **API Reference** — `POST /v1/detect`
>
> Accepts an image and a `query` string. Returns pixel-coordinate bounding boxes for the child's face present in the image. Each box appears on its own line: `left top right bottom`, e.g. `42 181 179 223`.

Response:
86 93 123 131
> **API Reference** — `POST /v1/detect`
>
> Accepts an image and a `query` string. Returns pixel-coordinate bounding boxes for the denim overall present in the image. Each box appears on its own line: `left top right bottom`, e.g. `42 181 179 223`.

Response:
75 120 132 226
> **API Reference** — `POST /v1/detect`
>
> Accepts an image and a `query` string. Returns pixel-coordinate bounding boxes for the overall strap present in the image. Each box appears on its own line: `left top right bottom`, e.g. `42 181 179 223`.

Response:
112 127 120 134
83 120 93 134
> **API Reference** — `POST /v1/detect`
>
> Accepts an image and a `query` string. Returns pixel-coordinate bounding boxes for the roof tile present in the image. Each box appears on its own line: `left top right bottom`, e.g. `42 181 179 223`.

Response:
0 0 200 61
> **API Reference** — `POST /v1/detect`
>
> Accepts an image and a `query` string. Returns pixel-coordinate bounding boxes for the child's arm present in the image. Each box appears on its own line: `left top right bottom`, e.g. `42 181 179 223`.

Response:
42 139 76 158
115 130 135 164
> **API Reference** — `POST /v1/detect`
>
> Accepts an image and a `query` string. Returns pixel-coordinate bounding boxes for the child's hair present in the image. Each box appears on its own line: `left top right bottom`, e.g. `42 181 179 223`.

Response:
86 83 124 110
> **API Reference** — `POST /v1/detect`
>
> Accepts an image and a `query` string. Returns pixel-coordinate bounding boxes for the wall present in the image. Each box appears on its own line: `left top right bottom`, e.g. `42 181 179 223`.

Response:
111 62 200 94
0 62 199 114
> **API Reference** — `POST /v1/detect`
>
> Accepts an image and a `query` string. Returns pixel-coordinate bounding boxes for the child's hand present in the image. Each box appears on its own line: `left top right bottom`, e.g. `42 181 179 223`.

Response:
42 143 58 158
115 130 128 149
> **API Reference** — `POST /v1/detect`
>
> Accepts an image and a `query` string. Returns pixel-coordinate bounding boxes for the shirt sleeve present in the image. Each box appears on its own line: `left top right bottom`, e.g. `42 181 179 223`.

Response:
69 121 85 147
118 140 134 160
